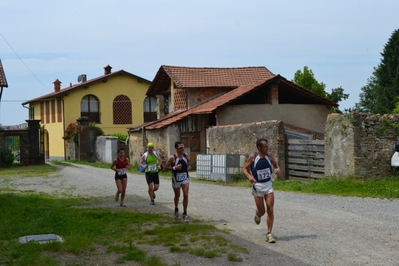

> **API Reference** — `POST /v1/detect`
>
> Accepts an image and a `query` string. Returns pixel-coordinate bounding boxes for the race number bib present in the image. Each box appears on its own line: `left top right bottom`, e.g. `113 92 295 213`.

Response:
148 164 157 171
176 172 187 182
118 168 126 175
256 168 271 180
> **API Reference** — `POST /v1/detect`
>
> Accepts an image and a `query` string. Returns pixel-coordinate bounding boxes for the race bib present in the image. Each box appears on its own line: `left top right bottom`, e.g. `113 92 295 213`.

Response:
148 164 157 171
256 168 271 180
118 168 126 175
176 172 187 182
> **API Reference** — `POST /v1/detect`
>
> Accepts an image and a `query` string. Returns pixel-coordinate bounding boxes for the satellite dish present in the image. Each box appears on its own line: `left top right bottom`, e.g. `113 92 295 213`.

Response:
77 74 87 83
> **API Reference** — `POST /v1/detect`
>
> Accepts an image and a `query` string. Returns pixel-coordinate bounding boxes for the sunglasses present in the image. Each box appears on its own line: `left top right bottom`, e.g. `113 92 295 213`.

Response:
177 146 185 149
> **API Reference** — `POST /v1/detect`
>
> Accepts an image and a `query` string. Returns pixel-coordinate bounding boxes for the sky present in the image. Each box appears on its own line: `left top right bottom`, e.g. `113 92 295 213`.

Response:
0 0 397 126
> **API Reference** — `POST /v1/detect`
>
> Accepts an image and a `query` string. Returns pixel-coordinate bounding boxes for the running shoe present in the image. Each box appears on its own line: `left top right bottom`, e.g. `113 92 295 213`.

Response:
153 193 156 199
120 202 126 207
151 199 155 205
183 214 189 223
174 209 179 219
254 212 261 225
115 193 119 202
266 233 276 243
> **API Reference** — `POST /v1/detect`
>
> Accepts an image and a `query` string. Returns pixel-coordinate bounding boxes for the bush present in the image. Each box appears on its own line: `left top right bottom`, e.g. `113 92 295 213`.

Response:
0 149 15 167
106 133 128 142
89 123 104 136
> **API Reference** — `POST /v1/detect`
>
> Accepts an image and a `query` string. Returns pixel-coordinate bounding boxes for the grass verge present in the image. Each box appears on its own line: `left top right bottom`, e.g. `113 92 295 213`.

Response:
0 193 247 266
0 164 57 178
273 176 399 199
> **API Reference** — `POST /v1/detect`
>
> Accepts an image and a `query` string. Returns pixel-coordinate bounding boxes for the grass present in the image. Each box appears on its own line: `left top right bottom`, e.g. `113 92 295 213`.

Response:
0 164 247 265
0 193 246 265
273 176 399 199
0 164 57 178
58 160 399 199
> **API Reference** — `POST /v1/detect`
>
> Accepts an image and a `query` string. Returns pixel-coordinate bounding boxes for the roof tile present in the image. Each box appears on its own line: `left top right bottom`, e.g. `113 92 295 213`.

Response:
0 59 8 88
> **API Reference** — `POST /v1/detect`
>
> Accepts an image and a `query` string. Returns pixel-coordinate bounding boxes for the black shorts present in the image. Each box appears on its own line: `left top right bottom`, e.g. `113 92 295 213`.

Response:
115 173 127 180
145 172 160 184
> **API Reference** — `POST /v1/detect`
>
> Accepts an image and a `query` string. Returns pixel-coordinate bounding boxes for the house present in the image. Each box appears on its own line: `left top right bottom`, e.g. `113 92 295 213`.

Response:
22 65 151 161
128 65 337 167
0 59 8 101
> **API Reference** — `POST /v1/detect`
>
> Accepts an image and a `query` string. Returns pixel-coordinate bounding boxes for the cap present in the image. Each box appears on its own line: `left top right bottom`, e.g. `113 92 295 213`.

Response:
147 142 154 147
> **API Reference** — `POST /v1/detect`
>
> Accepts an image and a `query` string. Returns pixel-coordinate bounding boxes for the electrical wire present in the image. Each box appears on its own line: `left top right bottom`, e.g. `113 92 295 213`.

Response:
0 32 51 91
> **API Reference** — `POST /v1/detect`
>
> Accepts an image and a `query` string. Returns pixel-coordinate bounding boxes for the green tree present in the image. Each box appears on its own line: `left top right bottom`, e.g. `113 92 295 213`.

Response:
293 66 327 97
356 29 399 114
292 66 349 112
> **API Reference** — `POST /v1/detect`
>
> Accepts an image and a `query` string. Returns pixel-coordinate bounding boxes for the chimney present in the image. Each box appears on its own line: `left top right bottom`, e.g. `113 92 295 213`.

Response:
104 64 112 75
53 79 61 92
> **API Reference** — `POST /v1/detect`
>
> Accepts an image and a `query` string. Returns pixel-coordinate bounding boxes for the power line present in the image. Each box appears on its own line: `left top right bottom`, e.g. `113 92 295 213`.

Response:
0 32 51 91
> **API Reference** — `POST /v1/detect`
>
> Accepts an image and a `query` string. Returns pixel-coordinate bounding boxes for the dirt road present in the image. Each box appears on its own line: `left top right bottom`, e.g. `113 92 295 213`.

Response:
5 163 399 266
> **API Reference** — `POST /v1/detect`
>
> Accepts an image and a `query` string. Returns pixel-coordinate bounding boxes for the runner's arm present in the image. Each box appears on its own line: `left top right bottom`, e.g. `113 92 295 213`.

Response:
268 152 281 175
110 159 118 172
139 155 147 169
165 156 175 171
242 154 256 183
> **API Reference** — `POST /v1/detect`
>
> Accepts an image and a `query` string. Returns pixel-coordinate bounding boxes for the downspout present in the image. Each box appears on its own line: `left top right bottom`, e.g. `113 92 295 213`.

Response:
142 126 146 153
61 98 66 160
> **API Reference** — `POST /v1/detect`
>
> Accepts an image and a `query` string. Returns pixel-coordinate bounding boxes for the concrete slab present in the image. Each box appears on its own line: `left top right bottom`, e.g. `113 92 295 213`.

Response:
18 234 64 244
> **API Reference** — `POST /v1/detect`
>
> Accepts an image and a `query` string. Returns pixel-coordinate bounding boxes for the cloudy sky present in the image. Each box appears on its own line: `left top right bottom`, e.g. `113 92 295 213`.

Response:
0 0 397 126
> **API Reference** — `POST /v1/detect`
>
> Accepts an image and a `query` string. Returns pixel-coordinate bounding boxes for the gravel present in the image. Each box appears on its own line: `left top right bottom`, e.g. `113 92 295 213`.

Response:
3 163 399 266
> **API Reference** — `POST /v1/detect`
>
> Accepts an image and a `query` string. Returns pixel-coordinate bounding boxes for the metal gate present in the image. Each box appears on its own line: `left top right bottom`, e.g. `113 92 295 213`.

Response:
286 139 325 180
4 135 21 163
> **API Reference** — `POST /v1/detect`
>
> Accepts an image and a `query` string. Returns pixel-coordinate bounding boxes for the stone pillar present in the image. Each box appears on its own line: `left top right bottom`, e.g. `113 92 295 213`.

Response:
26 120 42 164
77 117 90 161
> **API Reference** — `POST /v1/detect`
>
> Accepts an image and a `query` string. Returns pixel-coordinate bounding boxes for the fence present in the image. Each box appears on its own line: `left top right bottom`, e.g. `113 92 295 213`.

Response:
196 154 246 182
286 139 325 180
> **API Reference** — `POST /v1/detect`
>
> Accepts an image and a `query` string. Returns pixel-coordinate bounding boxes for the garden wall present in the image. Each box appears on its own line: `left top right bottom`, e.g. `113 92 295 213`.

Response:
325 113 399 177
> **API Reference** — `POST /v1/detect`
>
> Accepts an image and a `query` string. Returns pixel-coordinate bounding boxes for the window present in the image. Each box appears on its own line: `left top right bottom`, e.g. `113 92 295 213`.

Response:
51 100 55 123
144 96 157 122
29 106 35 120
40 102 44 124
45 101 50 123
57 98 62 122
113 95 132 124
81 95 100 123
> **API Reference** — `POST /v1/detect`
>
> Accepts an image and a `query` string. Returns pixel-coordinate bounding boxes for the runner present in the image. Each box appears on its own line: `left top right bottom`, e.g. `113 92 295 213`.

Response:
110 147 131 207
165 141 192 222
242 138 280 243
139 142 162 205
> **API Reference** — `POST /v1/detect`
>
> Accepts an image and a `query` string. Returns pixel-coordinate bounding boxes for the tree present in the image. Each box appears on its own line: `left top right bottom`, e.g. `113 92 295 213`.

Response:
327 86 349 104
356 29 399 114
292 66 349 112
293 66 327 98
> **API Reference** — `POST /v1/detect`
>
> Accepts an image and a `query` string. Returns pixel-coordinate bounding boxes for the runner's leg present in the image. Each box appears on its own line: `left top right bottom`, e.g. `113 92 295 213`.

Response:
121 177 127 203
253 194 266 217
265 192 275 233
173 185 181 209
182 183 189 213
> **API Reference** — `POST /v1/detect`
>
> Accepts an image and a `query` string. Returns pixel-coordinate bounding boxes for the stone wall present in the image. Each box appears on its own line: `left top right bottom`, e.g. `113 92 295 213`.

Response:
325 113 399 177
128 125 180 167
207 120 286 180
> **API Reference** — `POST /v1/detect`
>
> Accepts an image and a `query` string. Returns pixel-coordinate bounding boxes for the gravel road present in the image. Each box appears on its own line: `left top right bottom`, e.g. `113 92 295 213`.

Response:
4 163 399 266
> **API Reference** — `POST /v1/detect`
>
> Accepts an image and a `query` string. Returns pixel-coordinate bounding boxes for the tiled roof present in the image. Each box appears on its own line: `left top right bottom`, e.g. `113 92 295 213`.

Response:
22 70 151 105
146 65 275 95
145 80 270 130
144 75 338 130
0 59 8 88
